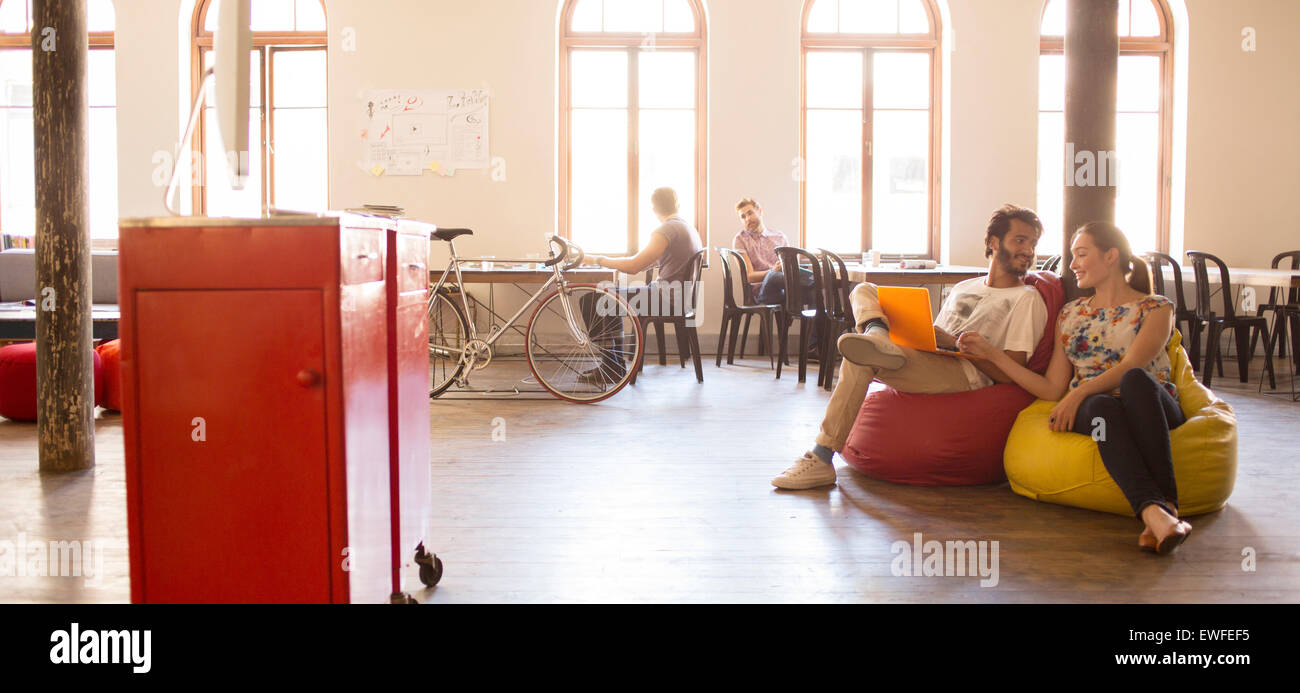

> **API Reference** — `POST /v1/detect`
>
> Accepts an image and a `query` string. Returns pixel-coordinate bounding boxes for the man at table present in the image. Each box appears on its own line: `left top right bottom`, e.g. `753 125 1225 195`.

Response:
771 203 1049 489
732 197 819 353
580 187 703 384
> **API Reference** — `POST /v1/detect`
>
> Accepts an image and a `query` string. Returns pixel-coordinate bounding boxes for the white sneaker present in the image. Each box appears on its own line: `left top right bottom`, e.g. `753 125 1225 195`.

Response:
772 452 837 490
837 328 906 370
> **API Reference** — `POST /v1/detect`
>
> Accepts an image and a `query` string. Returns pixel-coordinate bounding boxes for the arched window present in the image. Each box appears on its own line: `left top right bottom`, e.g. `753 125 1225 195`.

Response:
0 0 115 242
802 0 941 257
1038 0 1173 255
193 0 328 216
560 0 707 255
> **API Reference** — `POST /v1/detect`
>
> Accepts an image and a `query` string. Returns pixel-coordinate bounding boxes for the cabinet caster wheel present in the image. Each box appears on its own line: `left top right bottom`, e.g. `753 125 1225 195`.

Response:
415 542 444 587
390 592 419 604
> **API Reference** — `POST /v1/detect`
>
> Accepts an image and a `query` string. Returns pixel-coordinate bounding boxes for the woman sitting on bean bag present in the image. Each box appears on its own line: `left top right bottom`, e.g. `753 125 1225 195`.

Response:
958 221 1193 555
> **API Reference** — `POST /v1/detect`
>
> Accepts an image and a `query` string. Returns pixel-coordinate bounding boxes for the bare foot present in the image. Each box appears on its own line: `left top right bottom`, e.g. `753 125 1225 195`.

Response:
1141 504 1192 554
1139 527 1157 552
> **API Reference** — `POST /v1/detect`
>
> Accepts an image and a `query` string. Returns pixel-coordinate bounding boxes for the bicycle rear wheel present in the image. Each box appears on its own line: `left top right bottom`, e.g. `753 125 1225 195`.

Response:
428 289 469 397
525 285 643 403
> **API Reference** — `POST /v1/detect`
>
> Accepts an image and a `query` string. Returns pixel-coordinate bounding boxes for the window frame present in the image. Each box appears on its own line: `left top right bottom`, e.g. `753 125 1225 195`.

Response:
559 0 709 256
0 0 114 240
192 0 328 217
800 0 943 259
1038 0 1174 253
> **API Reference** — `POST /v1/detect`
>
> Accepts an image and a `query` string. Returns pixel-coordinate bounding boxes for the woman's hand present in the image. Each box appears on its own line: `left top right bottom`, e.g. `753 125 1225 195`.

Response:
1048 387 1089 433
956 331 996 360
582 255 604 268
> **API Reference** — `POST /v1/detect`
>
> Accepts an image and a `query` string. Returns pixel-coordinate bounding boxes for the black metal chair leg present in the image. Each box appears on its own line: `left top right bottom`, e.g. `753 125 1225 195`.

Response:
727 314 741 365
716 313 730 368
739 313 752 359
688 326 704 383
797 319 809 384
1234 326 1252 383
1202 323 1220 388
1187 321 1202 373
675 322 689 368
759 312 769 366
775 319 787 380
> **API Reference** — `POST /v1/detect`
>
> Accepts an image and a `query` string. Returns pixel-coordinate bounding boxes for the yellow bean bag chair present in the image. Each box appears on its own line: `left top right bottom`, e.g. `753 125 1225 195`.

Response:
1003 331 1237 516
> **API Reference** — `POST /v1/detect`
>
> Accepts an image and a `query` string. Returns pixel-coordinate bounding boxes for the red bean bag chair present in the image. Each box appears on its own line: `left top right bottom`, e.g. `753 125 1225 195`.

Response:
841 271 1064 485
0 342 104 422
95 339 122 412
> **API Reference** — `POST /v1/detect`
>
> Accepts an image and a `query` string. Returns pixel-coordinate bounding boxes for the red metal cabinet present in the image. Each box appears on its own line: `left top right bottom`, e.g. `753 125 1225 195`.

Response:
387 221 434 595
120 215 399 603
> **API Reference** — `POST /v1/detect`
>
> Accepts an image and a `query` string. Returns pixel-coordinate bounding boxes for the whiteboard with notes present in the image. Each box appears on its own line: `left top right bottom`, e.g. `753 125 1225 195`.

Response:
359 89 490 176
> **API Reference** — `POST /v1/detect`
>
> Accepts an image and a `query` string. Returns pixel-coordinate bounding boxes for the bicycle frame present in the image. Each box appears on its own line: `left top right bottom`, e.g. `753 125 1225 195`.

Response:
428 239 591 351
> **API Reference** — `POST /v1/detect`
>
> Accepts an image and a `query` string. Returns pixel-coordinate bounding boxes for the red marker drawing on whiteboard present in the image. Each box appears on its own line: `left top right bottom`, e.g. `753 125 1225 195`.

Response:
379 125 391 140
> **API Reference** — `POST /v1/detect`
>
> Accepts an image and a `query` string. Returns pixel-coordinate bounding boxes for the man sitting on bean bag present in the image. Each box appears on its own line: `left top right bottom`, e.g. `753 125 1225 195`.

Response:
772 204 1050 489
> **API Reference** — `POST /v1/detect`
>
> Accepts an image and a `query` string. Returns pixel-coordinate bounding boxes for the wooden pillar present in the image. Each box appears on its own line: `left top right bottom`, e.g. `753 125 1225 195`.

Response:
32 0 95 472
1062 0 1119 300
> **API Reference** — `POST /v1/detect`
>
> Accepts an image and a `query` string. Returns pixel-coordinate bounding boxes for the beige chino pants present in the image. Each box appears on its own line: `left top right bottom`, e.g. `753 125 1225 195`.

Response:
815 283 980 451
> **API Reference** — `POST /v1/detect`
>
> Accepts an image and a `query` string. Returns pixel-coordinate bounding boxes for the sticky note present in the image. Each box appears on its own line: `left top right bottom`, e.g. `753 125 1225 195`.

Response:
370 165 385 177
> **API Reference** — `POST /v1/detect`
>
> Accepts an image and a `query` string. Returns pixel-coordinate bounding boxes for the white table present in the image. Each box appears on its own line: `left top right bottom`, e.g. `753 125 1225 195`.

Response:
1159 266 1300 289
844 264 989 286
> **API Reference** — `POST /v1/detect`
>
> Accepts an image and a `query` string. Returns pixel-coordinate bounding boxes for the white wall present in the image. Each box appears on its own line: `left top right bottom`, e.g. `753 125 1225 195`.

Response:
110 0 1300 349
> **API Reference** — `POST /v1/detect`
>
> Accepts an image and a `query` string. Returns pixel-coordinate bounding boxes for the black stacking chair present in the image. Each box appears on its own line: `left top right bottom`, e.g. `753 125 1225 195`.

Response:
773 246 830 385
1186 250 1274 389
1250 250 1300 371
1144 252 1202 371
715 247 780 368
630 249 706 385
817 248 856 390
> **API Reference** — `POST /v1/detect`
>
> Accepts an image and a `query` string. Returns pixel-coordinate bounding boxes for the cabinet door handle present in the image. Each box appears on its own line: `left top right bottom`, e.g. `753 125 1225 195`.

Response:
297 369 321 387
406 262 425 271
355 252 378 261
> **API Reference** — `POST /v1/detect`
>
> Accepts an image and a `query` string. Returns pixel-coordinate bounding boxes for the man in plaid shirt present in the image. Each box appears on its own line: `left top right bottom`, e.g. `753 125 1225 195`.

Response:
732 197 818 355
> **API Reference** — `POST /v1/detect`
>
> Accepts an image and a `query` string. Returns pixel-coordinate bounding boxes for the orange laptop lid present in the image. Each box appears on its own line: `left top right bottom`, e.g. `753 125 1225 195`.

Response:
875 286 976 359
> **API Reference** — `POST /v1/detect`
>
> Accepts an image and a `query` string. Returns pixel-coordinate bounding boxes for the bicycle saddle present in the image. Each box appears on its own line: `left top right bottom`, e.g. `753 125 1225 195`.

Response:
432 228 474 242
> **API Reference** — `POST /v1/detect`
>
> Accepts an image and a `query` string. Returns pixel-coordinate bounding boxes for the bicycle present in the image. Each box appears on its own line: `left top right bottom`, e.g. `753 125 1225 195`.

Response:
426 229 645 403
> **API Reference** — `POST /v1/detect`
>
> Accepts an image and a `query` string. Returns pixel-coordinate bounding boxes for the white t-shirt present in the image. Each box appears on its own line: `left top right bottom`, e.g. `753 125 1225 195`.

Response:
934 277 1049 389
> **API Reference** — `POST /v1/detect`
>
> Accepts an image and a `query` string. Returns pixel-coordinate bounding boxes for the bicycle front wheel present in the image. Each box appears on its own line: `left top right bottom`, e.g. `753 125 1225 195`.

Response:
525 285 643 403
428 289 469 397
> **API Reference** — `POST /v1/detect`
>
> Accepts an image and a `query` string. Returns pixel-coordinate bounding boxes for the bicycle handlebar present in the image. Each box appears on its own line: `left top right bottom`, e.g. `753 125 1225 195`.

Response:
562 239 585 271
544 235 585 271
543 235 569 267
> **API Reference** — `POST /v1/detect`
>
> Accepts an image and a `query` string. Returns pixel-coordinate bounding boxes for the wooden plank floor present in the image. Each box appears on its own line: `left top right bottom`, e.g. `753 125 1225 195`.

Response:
1 351 1297 603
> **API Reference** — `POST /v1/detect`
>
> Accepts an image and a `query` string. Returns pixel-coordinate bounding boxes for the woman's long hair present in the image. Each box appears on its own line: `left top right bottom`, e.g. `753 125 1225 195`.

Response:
1073 222 1151 294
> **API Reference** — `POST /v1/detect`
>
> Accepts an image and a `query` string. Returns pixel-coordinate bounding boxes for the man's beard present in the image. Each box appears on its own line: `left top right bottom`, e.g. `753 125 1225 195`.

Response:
998 247 1028 277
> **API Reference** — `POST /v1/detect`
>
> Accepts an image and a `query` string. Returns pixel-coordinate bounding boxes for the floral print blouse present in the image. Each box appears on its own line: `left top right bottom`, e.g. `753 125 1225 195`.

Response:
1058 294 1177 399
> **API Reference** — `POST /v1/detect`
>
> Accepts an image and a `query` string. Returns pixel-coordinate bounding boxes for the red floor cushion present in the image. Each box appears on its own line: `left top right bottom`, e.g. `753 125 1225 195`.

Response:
0 342 104 422
841 271 1065 485
96 339 121 412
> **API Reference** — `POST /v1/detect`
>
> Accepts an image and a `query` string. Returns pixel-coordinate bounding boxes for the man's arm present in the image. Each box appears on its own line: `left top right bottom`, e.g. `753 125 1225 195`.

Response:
735 250 769 283
936 322 1025 382
934 326 959 349
971 350 1029 385
594 233 669 275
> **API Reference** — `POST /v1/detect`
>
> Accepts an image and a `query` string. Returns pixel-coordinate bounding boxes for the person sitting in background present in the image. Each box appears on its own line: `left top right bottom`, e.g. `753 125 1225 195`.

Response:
733 198 791 301
587 187 702 284
579 187 703 384
958 222 1192 555
771 204 1048 490
732 197 818 355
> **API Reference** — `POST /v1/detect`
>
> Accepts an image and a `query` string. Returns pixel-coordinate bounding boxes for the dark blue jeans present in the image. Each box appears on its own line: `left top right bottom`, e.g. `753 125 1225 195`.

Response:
757 269 819 347
1070 368 1187 517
